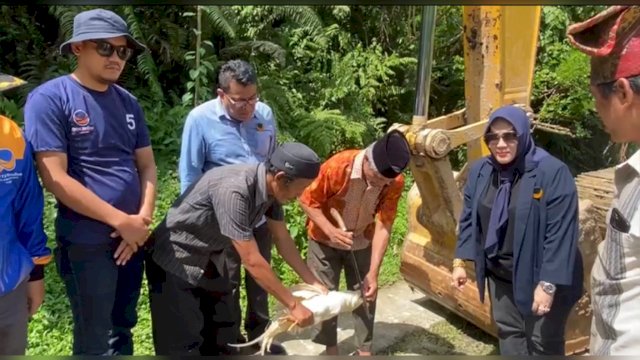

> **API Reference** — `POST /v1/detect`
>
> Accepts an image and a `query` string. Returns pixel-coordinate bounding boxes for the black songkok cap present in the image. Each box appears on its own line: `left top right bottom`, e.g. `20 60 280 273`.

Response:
367 130 411 179
269 142 321 179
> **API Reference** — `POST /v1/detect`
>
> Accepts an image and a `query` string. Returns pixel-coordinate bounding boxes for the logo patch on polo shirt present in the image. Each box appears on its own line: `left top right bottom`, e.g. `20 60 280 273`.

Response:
0 148 16 172
71 109 94 135
0 147 22 184
0 117 25 183
73 110 90 126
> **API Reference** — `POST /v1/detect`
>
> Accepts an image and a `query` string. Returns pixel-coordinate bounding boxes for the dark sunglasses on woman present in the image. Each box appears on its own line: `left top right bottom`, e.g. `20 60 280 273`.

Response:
484 131 518 145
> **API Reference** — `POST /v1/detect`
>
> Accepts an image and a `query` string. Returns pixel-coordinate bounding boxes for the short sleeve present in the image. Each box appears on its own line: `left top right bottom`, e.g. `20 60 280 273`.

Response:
134 103 151 149
178 111 206 193
24 90 68 153
264 105 278 156
213 189 254 241
299 153 349 208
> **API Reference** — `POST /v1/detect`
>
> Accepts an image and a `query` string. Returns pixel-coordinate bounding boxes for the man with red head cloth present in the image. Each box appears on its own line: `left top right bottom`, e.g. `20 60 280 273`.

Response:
567 5 640 355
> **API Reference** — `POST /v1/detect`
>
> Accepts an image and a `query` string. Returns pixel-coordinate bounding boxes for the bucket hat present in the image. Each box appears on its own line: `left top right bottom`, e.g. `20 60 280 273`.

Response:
59 8 146 55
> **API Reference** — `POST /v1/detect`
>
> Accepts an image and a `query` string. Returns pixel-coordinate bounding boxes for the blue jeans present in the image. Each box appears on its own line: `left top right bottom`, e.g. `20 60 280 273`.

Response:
55 241 144 355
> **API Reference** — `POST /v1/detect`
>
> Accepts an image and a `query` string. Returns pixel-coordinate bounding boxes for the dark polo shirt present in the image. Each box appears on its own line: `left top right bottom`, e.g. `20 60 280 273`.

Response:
150 162 283 287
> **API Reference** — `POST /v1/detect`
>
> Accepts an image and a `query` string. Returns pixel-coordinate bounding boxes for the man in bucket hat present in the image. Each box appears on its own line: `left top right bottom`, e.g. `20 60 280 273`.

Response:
567 5 640 356
23 8 157 355
0 73 52 355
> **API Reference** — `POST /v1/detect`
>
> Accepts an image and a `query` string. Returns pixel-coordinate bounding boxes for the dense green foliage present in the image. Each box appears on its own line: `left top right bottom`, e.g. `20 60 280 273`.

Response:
0 5 623 355
1 5 620 169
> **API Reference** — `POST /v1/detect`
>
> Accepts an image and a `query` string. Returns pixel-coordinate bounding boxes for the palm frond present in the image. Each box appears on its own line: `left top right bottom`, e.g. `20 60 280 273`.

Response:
267 6 323 34
201 6 236 39
49 5 83 42
220 40 286 66
121 6 164 99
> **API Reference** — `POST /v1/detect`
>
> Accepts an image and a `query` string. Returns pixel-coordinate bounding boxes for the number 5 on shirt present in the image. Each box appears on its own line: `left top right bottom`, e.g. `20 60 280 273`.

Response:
126 114 136 130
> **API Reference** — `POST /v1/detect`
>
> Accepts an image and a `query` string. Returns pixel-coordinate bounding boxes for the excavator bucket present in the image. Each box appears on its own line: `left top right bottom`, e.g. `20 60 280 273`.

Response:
392 6 601 355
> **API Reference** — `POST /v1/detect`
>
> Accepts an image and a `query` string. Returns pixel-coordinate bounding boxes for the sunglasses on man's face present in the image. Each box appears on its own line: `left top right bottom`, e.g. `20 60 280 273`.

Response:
484 131 518 145
90 40 134 61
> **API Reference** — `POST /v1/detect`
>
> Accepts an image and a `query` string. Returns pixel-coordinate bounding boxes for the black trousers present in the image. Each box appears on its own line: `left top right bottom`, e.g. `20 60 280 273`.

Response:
55 242 143 355
306 240 375 352
0 281 28 355
225 222 272 341
146 254 236 355
487 274 575 355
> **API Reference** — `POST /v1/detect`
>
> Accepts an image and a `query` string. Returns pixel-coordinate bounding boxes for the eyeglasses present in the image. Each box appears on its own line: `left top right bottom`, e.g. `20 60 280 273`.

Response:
225 94 260 108
90 40 134 61
484 131 518 145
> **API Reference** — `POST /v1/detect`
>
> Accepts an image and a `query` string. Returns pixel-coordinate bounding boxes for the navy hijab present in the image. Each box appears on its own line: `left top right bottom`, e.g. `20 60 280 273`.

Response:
483 105 541 257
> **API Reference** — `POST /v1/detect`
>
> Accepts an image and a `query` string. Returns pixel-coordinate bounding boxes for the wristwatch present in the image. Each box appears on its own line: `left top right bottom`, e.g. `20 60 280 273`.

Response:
539 281 556 295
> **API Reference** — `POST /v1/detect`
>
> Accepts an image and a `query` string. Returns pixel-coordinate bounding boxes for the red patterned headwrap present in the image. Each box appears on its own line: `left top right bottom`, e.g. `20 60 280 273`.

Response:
567 6 640 85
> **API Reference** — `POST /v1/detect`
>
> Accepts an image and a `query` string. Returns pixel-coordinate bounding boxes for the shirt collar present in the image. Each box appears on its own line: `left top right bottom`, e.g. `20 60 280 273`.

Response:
351 149 385 189
350 150 367 180
616 148 640 173
614 148 640 191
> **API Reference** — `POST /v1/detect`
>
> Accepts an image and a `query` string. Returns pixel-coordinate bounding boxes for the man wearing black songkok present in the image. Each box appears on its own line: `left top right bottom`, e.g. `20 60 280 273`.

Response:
145 142 328 355
299 130 411 356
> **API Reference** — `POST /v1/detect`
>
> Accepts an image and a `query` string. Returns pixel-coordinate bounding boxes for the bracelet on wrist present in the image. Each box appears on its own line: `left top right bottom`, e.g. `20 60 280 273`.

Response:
452 258 466 268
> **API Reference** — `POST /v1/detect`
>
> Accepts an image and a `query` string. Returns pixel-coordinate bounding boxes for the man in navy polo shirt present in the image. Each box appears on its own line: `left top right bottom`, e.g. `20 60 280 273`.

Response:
23 9 157 355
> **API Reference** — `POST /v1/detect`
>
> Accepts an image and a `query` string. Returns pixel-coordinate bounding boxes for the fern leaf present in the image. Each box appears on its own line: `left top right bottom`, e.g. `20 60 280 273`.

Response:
201 6 236 39
267 6 323 34
220 41 286 66
121 6 164 99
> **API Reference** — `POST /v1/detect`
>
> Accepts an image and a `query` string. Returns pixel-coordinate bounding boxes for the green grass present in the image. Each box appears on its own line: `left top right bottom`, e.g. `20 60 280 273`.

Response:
26 162 410 355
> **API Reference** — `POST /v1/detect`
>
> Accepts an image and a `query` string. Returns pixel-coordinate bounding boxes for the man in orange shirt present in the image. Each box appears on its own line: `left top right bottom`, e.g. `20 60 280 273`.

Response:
299 130 410 356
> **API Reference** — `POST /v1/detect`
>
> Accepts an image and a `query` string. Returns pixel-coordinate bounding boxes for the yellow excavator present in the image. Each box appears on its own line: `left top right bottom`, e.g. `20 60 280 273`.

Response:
391 6 612 355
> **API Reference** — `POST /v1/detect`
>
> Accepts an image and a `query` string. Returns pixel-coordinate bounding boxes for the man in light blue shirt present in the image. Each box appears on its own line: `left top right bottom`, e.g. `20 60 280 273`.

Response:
178 59 283 354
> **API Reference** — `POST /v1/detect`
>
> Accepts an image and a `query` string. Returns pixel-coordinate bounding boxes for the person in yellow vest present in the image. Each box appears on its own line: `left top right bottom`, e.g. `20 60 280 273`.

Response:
0 73 52 355
567 5 640 355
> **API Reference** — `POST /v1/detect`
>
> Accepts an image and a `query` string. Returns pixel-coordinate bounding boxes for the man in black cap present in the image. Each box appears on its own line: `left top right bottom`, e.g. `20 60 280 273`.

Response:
298 130 410 356
145 142 329 355
23 8 156 355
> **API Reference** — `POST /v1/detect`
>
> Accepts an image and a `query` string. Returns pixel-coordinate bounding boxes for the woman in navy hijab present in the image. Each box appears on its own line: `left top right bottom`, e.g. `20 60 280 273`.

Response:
451 105 584 355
